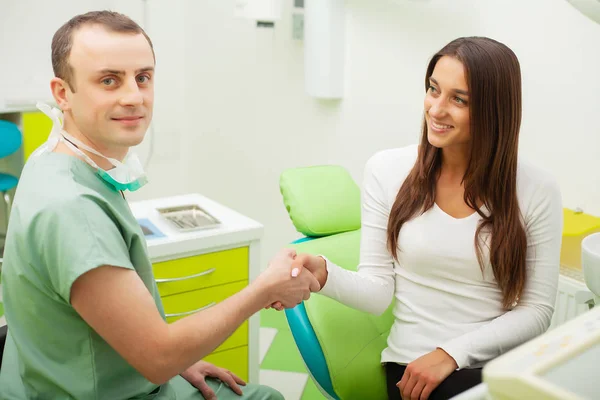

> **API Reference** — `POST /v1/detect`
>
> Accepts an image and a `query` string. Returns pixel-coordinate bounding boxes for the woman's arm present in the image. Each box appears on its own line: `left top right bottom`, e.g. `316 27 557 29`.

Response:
316 154 396 315
439 177 563 369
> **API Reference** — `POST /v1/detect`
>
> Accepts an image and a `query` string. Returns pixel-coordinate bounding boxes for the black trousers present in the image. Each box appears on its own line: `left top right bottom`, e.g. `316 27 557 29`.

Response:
385 362 482 400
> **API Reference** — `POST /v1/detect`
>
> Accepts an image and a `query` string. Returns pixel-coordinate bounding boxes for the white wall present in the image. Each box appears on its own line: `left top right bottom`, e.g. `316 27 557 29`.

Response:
142 0 600 268
127 0 189 202
177 1 335 268
0 0 147 107
0 0 131 235
3 0 600 268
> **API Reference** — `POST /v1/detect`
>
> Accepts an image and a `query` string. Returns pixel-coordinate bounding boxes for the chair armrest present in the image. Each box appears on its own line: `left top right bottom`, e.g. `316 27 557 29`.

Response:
286 303 338 399
286 231 392 400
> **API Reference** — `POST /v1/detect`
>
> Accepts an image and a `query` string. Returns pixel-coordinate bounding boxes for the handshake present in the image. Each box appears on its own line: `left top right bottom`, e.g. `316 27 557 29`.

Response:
253 249 328 312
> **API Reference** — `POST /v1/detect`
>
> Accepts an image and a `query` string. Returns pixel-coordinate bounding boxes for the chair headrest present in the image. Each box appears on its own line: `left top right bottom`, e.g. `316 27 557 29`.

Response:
279 165 360 237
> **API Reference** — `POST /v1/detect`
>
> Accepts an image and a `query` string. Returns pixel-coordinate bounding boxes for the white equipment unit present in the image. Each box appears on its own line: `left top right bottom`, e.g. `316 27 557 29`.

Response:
454 232 600 400
566 0 600 24
482 306 600 400
550 268 592 330
582 233 600 306
128 193 264 384
304 0 346 99
234 0 282 22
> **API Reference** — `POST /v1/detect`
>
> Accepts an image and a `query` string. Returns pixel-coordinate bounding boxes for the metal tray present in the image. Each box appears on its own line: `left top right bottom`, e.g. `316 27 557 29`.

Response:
156 204 220 232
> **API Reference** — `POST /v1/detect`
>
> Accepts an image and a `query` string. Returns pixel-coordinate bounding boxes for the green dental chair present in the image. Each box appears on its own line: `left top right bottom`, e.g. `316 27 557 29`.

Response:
279 165 394 400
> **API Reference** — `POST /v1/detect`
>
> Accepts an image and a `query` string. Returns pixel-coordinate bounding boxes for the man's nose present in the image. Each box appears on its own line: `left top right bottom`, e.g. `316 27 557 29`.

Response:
119 80 144 107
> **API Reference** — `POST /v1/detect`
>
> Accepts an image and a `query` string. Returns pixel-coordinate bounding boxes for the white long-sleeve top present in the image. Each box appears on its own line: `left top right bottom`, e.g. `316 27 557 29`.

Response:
320 144 563 369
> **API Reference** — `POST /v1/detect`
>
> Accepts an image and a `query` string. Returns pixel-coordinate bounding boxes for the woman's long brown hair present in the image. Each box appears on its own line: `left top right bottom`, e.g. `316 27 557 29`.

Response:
387 37 526 309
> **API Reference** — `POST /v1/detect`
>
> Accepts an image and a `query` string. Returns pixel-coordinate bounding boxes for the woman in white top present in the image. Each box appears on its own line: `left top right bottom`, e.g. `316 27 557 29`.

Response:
273 36 563 399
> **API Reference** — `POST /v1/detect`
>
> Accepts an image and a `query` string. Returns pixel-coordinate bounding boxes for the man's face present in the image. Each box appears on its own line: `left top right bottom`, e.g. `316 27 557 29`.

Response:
62 24 155 157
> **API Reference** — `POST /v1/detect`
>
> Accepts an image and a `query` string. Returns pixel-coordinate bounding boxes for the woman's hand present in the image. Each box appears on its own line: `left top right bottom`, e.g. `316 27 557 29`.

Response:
266 253 327 311
397 349 458 400
292 254 328 288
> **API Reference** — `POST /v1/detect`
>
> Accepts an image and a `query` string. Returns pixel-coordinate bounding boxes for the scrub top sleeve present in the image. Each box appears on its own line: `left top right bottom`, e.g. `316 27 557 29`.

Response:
39 194 135 304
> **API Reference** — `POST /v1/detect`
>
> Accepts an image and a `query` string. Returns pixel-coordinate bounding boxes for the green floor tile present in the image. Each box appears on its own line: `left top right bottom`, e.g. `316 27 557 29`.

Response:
260 308 328 399
260 308 289 331
301 378 327 400
260 330 306 373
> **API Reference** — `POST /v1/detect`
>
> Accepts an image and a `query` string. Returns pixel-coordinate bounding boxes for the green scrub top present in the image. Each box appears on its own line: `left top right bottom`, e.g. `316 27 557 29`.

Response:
0 152 281 400
0 152 171 399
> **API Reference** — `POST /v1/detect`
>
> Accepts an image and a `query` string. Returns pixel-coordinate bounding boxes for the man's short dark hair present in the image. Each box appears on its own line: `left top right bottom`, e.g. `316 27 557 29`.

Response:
51 10 155 91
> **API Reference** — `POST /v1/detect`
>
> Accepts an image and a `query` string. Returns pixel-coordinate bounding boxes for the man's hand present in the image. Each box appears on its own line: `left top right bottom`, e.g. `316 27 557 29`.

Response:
181 360 246 400
293 254 328 288
267 253 328 311
254 248 321 310
397 349 458 400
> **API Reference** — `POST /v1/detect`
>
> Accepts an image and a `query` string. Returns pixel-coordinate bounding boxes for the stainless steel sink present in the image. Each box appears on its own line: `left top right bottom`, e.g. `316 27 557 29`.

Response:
157 204 220 232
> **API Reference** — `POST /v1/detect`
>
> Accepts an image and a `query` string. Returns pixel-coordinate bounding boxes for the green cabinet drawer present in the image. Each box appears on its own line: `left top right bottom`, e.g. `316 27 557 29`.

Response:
153 247 248 296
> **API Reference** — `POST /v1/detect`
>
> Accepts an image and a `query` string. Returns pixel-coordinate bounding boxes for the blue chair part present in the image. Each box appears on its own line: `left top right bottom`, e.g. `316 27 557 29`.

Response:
285 303 339 400
0 175 18 193
291 236 316 244
0 120 22 246
0 120 23 159
285 236 338 399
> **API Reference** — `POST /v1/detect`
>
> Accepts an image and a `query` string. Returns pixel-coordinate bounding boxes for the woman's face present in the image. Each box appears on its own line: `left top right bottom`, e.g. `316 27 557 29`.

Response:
424 56 471 151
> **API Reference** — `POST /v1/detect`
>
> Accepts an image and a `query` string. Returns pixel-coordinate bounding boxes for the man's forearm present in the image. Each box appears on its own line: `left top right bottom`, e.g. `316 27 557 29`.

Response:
151 282 268 384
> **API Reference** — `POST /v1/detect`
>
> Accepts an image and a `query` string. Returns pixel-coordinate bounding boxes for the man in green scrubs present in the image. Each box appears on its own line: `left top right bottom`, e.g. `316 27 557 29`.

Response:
0 10 319 399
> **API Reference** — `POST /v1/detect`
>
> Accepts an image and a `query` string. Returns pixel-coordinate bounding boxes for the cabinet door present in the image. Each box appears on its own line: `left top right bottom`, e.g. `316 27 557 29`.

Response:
22 112 51 161
153 247 248 296
203 346 249 382
162 281 249 353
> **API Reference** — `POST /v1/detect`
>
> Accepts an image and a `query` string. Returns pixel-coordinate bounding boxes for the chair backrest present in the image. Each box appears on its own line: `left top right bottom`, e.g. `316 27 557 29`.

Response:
0 120 23 159
280 165 393 399
288 232 393 400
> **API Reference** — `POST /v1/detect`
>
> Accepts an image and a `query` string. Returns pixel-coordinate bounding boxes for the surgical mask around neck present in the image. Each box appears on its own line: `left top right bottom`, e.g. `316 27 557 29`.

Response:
34 102 148 192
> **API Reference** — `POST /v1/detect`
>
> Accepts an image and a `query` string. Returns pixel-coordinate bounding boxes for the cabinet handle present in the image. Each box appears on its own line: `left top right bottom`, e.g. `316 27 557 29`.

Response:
165 302 216 318
155 268 216 283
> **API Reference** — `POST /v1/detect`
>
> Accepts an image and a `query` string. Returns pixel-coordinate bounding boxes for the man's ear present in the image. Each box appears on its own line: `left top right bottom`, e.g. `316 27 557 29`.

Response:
50 77 73 111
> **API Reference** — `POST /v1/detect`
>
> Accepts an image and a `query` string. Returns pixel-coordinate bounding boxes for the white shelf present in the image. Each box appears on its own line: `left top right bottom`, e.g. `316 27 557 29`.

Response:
0 100 55 115
128 193 264 261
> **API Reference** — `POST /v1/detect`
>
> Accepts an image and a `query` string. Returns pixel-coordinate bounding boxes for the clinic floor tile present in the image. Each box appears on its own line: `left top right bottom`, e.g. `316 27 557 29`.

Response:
260 329 307 373
301 378 327 400
260 308 290 332
259 369 309 400
259 308 327 399
259 328 278 364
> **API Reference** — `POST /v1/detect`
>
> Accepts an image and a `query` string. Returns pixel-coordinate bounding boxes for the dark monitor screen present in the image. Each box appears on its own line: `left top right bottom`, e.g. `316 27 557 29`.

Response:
538 340 600 399
137 218 165 240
